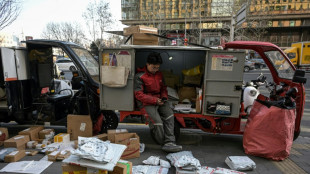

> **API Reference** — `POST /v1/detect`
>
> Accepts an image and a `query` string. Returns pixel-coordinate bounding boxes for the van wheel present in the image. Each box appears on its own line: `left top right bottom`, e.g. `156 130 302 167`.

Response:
150 119 181 145
69 66 76 71
100 110 119 133
244 66 250 72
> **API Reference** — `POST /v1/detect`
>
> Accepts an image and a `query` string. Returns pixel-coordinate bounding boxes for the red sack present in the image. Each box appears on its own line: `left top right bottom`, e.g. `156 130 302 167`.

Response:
243 100 296 161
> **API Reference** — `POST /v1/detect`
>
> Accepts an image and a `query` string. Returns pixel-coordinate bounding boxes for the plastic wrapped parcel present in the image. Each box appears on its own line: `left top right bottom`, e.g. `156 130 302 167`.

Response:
73 137 114 163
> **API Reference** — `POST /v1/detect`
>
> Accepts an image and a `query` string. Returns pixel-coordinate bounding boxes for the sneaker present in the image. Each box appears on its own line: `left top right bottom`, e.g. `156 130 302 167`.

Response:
162 142 182 152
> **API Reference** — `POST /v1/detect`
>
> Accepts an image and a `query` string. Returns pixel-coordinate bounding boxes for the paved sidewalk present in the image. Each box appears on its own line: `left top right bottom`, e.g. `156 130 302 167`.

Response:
123 124 310 174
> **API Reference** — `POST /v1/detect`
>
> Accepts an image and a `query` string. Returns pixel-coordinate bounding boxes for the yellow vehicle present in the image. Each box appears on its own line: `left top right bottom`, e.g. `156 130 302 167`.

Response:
284 42 310 71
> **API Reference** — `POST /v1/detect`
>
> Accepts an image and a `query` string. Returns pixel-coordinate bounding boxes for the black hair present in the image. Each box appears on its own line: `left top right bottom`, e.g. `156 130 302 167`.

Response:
147 52 162 65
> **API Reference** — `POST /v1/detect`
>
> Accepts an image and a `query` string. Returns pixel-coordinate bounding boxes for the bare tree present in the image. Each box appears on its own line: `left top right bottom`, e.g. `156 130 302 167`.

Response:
41 22 86 45
83 0 114 49
0 0 21 31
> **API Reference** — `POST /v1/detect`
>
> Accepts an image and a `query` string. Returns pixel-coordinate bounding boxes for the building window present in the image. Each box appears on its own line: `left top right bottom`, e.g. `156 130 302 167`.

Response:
289 20 295 26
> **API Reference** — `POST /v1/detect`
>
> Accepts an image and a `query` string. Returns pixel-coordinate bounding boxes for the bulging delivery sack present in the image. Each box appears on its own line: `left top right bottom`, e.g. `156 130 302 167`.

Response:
243 100 296 161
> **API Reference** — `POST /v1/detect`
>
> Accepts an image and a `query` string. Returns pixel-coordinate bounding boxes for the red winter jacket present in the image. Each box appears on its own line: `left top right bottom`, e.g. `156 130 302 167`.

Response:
134 66 168 106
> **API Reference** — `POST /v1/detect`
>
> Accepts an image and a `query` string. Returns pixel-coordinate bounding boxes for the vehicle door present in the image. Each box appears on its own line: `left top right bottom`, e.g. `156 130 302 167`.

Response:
99 49 135 111
203 50 245 118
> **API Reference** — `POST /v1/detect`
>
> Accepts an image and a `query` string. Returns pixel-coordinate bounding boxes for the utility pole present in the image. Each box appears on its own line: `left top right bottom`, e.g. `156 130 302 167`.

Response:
230 15 235 42
230 0 235 42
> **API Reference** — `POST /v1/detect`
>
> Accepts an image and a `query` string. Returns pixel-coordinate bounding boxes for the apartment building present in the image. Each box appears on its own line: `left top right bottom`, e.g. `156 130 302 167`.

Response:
121 0 310 47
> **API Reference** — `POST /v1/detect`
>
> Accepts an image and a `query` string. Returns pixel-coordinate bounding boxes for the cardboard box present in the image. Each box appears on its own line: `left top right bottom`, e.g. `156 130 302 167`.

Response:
123 25 157 36
4 150 26 162
95 133 108 141
18 126 44 141
62 164 108 174
48 150 60 161
131 33 158 45
107 129 128 143
39 128 55 139
25 150 38 156
109 160 132 174
4 135 30 149
0 127 9 146
115 133 140 159
54 133 70 143
67 115 92 140
26 140 38 149
178 87 197 102
164 74 180 88
56 150 71 161
183 74 202 86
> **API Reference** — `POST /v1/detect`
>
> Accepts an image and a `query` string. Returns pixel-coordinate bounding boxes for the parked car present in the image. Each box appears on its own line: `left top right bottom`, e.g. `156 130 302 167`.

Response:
244 60 255 72
250 58 267 69
56 57 76 71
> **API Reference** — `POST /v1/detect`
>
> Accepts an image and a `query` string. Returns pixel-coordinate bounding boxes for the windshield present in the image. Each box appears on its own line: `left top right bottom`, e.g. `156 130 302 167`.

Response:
71 47 99 79
264 50 295 79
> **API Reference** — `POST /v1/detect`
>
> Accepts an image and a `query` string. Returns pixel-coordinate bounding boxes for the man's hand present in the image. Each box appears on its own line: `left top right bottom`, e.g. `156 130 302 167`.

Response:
157 98 164 105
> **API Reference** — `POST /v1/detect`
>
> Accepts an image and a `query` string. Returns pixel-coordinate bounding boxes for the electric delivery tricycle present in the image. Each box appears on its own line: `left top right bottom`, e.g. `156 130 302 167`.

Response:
99 41 306 144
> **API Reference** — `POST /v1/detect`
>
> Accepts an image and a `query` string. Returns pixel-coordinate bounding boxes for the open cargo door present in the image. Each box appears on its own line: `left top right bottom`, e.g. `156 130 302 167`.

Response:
99 49 135 111
203 50 245 118
0 48 18 81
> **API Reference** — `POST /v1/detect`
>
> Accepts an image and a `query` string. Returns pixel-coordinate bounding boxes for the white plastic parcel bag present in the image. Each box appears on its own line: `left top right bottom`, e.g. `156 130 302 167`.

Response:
225 156 256 171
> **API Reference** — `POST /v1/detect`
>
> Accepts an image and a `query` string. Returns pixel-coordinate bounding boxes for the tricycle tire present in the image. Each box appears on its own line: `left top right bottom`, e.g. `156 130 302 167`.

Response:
100 110 119 133
293 131 300 141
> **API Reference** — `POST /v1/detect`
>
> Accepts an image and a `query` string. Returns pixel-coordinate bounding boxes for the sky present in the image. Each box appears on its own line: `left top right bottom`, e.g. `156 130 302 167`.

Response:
2 0 125 40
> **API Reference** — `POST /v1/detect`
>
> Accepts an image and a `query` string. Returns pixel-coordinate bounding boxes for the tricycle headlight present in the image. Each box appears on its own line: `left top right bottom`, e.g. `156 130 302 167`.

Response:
249 90 257 97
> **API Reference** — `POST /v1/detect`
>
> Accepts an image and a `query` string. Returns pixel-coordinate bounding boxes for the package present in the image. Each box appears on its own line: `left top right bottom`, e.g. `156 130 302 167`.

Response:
225 156 256 171
25 150 38 156
35 143 46 149
4 135 30 150
18 126 44 141
95 133 108 141
183 74 202 86
0 127 9 146
115 133 140 159
123 25 158 36
107 129 128 143
243 100 296 161
4 150 26 162
0 148 17 162
67 115 93 140
132 165 168 174
45 147 59 155
39 128 55 139
62 163 108 174
178 87 197 102
56 150 71 161
131 33 158 45
48 150 60 161
163 74 179 88
109 160 132 174
143 156 160 166
213 167 246 174
73 137 115 163
26 140 38 149
54 133 70 144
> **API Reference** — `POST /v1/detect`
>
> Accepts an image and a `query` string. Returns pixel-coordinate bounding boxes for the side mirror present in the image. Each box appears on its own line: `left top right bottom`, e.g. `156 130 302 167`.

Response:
60 71 65 76
292 69 307 84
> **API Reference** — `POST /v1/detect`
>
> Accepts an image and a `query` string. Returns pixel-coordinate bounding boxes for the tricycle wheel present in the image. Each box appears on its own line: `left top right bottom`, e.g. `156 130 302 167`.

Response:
150 119 181 145
293 131 300 141
100 110 119 133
